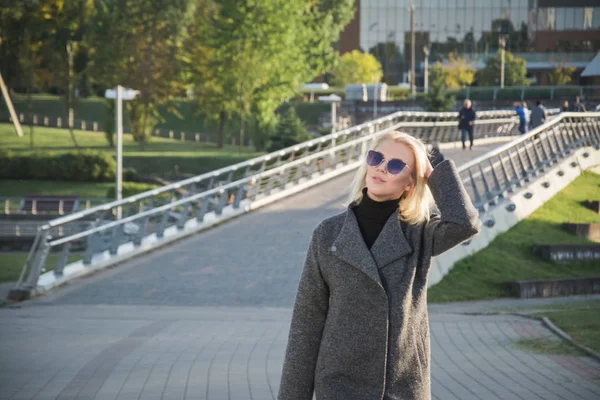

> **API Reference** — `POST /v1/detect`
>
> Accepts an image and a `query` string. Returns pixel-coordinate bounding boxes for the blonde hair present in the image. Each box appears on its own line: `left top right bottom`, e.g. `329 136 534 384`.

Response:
347 131 434 225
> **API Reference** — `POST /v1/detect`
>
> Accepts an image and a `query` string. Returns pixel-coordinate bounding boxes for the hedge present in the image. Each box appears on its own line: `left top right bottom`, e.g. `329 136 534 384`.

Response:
0 150 116 182
105 182 160 199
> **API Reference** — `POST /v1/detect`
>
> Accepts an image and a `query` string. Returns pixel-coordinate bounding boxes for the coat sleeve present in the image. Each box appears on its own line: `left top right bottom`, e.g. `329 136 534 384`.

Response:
278 227 329 400
425 159 482 257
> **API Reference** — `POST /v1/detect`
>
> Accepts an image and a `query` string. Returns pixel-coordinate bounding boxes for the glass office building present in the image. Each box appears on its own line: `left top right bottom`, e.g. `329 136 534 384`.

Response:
343 0 600 85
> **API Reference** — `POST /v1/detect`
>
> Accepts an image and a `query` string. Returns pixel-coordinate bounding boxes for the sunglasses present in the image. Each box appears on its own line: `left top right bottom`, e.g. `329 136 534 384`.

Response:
366 150 410 175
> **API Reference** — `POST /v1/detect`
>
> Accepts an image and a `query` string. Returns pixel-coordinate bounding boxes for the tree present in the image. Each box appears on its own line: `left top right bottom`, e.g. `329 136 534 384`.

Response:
548 63 576 86
443 53 475 88
89 0 194 146
476 50 530 87
267 107 311 152
330 50 383 87
191 0 314 151
0 0 92 149
424 63 454 112
301 0 356 79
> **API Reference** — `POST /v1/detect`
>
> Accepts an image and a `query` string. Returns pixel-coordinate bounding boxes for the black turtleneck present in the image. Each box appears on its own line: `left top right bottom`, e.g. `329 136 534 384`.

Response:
351 188 401 249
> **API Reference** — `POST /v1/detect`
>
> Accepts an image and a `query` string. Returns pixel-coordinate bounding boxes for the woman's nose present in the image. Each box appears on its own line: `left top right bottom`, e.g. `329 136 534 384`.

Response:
376 160 388 174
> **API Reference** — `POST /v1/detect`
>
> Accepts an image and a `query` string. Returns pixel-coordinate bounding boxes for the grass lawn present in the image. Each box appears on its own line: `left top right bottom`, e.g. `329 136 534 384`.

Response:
507 300 600 355
1 123 264 176
0 252 81 283
540 304 600 354
0 180 116 199
428 171 600 303
0 94 329 135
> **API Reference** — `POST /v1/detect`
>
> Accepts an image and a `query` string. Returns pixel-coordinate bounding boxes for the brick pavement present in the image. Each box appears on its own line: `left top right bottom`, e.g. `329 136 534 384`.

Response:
1 305 599 399
2 138 600 399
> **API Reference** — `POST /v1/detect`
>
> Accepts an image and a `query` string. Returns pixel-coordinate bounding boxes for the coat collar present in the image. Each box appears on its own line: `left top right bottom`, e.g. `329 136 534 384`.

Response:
331 208 413 288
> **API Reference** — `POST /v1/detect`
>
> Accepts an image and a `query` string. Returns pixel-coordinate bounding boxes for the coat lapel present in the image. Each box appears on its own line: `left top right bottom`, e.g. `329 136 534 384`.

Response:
331 209 382 288
370 213 414 270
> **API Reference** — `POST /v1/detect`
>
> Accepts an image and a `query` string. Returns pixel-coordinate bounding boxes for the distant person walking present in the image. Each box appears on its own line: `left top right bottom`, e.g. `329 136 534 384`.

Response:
571 96 587 112
530 101 547 129
562 100 569 112
458 99 476 150
515 102 527 134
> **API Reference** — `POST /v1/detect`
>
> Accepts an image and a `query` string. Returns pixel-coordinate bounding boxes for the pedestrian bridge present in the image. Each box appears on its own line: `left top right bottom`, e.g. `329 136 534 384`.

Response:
12 107 600 302
2 110 600 400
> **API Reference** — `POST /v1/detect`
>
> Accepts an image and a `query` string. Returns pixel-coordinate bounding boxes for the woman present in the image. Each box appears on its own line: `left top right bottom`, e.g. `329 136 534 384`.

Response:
278 131 481 400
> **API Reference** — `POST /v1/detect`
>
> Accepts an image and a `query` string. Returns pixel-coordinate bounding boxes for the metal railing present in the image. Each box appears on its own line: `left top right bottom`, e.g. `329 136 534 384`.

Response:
1 197 110 216
10 108 571 294
458 112 600 215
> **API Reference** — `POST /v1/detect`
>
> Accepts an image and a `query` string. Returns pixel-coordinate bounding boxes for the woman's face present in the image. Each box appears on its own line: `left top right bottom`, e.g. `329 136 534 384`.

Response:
365 140 415 202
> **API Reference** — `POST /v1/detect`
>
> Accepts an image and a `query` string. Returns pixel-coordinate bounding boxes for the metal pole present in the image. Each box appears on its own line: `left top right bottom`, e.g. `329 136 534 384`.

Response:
373 82 378 118
115 85 123 219
499 36 505 89
67 41 74 129
331 101 336 131
410 0 416 98
423 45 430 93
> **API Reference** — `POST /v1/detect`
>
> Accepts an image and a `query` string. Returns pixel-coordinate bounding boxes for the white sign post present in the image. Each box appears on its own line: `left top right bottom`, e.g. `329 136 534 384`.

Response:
105 86 139 219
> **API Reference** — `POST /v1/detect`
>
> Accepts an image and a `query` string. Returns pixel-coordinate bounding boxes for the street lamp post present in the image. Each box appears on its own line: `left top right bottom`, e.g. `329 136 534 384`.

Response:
423 44 431 93
499 36 507 89
373 80 378 119
410 0 416 98
105 85 139 219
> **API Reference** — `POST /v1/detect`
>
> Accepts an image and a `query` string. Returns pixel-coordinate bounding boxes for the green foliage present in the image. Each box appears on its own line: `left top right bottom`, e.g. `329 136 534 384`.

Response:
105 182 160 199
548 64 576 86
127 101 161 145
476 50 530 87
104 99 115 147
302 0 356 77
189 0 314 150
0 149 116 182
268 107 311 152
89 0 194 147
330 50 383 87
423 63 455 112
442 53 476 88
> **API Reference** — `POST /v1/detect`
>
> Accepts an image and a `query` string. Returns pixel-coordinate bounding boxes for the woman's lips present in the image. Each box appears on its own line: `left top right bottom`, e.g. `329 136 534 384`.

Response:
371 176 386 184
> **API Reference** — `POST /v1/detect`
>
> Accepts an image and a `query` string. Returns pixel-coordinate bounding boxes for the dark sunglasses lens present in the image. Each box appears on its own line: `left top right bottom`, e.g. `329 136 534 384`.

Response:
366 150 383 167
387 159 406 175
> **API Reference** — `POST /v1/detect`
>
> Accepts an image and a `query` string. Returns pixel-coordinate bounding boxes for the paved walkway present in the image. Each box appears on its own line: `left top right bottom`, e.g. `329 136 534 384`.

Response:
2 303 599 400
2 139 600 399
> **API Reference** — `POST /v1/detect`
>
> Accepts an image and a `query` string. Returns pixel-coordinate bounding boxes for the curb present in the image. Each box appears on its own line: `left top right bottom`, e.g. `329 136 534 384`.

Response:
459 310 600 362
539 315 600 363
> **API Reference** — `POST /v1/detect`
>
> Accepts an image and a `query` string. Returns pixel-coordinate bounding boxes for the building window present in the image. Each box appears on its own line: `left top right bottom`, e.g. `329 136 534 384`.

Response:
583 8 593 30
538 8 556 31
593 7 600 29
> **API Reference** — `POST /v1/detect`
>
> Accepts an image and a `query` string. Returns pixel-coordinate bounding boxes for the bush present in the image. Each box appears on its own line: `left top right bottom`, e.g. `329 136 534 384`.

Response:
105 182 160 199
268 108 312 152
0 150 117 181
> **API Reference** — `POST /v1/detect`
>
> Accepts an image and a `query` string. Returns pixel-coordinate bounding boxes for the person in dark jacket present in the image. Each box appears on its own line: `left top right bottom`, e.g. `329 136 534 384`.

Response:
562 100 569 112
571 96 587 112
278 131 481 400
530 100 547 129
458 99 476 150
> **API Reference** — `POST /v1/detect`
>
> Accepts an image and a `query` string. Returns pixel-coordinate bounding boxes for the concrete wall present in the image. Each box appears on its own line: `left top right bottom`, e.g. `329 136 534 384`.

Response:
428 144 600 288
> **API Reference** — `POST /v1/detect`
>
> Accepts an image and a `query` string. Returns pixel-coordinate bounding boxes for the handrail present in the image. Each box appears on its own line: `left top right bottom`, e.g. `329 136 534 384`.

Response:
459 111 600 172
39 109 527 229
11 107 587 297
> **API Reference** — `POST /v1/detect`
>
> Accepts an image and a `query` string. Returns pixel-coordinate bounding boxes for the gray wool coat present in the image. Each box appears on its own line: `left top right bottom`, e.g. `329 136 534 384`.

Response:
278 159 482 400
